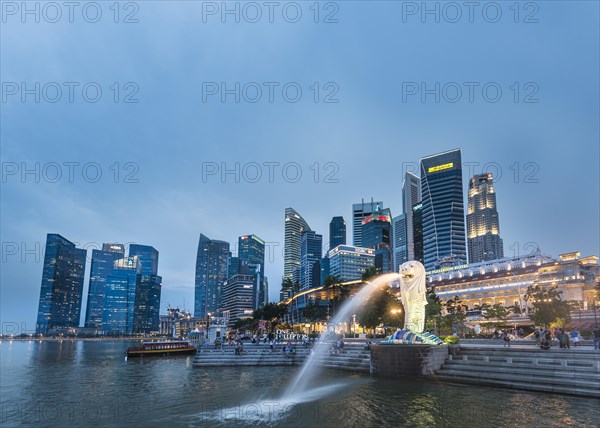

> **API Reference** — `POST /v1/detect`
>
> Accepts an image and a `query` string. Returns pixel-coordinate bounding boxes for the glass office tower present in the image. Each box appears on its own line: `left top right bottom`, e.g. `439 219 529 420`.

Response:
300 230 322 290
129 244 162 333
102 256 141 334
84 243 125 329
420 149 467 271
195 234 230 317
238 234 267 309
36 234 86 334
329 216 346 250
352 200 383 247
283 207 312 281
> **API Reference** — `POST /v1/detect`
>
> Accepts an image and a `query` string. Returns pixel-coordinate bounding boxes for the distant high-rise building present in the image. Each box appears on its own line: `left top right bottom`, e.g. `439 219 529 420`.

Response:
284 207 311 281
362 208 393 273
300 230 322 290
328 245 375 282
402 172 421 261
36 234 86 334
195 234 229 317
227 255 242 278
222 274 256 327
412 202 424 264
467 173 504 263
393 214 407 272
420 149 467 271
319 256 330 285
129 244 162 333
238 234 267 309
329 216 346 250
102 256 141 334
129 244 158 276
84 243 125 329
393 173 421 272
352 200 383 247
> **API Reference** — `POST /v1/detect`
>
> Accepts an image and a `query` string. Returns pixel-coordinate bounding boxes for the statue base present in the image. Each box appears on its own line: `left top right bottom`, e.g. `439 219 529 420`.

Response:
380 329 443 345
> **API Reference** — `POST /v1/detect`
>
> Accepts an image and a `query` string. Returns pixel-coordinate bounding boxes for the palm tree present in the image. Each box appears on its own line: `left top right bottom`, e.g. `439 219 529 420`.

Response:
323 275 341 318
362 267 379 282
281 277 300 329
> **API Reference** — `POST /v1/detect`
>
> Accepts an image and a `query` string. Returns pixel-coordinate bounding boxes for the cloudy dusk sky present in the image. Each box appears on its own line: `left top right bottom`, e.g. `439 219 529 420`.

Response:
1 1 598 331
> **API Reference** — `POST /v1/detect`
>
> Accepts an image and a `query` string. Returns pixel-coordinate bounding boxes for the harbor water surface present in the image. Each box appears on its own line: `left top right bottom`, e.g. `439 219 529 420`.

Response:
1 341 599 427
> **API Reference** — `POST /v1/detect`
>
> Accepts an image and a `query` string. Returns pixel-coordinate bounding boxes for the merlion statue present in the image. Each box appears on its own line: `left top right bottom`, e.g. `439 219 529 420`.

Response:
399 260 427 333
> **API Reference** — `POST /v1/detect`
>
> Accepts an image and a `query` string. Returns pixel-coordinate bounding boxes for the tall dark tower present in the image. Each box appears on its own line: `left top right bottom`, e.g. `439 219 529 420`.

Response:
84 243 125 329
420 149 467 271
129 244 162 333
238 234 267 309
329 216 346 250
195 234 230 317
36 234 86 334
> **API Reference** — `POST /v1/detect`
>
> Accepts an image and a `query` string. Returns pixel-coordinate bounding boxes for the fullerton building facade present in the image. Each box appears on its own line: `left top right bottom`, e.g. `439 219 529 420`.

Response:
428 252 599 314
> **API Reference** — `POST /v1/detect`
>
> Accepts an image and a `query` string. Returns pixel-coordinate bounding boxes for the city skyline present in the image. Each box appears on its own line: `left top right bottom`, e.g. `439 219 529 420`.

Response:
17 141 600 331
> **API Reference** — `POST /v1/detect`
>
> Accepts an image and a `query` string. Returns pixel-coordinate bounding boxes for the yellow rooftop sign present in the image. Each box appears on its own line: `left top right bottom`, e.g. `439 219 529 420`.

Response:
428 162 454 173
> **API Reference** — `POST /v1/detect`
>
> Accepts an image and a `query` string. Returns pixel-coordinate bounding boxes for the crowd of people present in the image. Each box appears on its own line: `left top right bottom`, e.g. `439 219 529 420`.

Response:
491 326 600 351
533 327 582 350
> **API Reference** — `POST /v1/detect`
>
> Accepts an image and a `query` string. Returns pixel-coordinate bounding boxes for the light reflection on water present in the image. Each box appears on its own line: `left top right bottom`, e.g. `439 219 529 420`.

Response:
1 341 598 427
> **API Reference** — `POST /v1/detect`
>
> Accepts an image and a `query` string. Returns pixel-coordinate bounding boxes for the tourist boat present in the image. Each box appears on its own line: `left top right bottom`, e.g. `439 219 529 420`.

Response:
125 340 196 357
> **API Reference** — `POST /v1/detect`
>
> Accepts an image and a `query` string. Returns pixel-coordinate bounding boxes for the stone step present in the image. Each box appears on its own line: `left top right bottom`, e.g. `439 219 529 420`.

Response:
444 359 600 374
447 357 599 371
432 374 600 398
436 368 600 390
458 348 600 358
452 356 598 369
442 362 600 380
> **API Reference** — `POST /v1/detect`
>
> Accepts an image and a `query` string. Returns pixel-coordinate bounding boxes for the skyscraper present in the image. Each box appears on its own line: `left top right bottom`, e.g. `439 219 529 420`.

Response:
402 172 421 261
393 213 407 272
300 230 322 290
129 244 159 276
329 216 346 250
467 173 504 263
221 274 256 327
129 244 162 333
36 234 86 334
84 243 125 329
195 234 230 318
319 256 330 285
420 149 467 271
362 208 393 273
283 207 311 281
238 234 267 309
328 245 375 282
352 200 383 247
102 256 141 334
412 202 424 264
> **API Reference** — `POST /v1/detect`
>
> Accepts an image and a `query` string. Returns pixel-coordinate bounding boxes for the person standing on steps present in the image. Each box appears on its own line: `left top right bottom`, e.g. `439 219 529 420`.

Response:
559 329 570 350
593 327 600 350
570 328 580 347
502 330 511 348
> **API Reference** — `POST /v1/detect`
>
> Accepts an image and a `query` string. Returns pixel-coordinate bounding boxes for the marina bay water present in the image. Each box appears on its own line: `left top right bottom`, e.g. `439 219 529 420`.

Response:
2 340 599 427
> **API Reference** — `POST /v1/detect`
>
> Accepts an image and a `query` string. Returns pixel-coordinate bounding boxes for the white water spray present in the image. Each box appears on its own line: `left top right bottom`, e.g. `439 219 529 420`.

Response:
281 273 401 400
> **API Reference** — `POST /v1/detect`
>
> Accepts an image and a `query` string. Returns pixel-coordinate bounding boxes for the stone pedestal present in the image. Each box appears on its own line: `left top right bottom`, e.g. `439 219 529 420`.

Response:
370 344 449 377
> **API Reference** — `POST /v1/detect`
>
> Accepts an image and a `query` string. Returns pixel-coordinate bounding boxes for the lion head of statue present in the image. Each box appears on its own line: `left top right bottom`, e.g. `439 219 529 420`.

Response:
399 260 425 284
